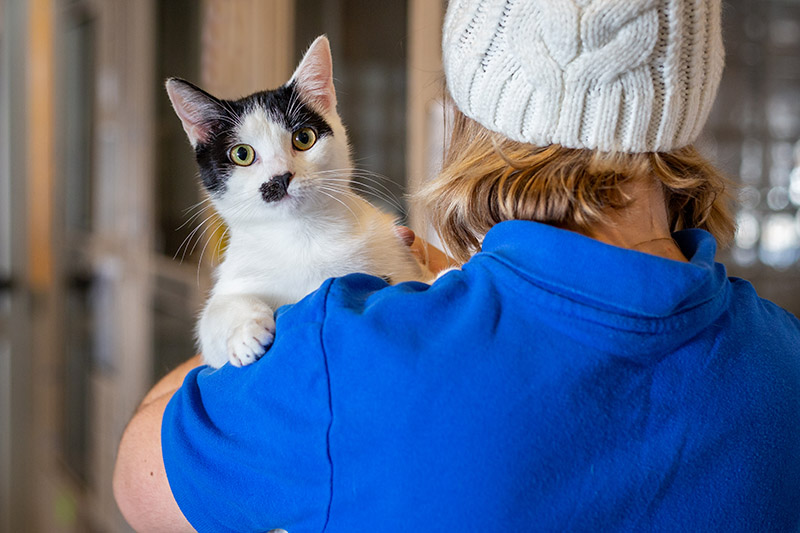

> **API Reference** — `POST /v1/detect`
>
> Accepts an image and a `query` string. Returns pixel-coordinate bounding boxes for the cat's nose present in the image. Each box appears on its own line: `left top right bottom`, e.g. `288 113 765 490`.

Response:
260 172 294 203
272 172 293 190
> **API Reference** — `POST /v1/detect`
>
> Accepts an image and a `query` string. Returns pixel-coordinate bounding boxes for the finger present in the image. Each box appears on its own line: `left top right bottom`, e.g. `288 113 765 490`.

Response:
409 235 455 274
394 226 416 247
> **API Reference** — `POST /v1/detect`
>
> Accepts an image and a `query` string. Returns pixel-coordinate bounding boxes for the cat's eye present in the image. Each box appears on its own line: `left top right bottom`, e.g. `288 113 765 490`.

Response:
292 127 317 151
229 144 256 166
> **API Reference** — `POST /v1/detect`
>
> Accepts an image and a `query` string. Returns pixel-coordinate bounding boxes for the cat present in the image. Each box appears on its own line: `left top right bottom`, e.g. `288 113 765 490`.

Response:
166 35 427 368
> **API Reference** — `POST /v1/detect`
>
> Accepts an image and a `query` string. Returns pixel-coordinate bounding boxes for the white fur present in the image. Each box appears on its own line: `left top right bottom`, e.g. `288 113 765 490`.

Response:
185 36 427 368
200 191 426 368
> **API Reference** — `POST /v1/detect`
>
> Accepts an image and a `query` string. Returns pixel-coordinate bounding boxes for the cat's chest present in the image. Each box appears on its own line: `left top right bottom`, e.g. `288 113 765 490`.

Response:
213 232 370 304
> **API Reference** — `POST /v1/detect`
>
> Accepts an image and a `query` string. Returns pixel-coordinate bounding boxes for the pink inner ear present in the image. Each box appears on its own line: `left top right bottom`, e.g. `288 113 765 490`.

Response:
166 82 215 147
184 121 211 147
175 98 213 146
293 36 337 114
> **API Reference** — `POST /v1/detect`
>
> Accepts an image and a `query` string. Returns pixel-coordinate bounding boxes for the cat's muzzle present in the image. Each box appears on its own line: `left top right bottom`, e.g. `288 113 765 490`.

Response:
260 172 293 203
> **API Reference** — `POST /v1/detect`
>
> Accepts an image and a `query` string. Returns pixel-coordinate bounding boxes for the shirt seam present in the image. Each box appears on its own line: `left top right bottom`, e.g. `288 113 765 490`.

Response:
319 279 335 533
479 252 729 333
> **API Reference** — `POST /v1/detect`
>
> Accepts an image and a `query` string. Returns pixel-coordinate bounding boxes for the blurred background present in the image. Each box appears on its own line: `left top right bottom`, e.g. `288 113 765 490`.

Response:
0 0 798 531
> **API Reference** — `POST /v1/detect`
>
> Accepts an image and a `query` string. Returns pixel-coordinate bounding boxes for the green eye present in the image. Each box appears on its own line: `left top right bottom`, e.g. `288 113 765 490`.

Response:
292 127 317 151
229 144 255 166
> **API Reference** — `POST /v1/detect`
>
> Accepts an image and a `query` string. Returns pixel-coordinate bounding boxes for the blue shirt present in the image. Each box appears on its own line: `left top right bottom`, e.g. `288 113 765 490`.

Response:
162 221 800 532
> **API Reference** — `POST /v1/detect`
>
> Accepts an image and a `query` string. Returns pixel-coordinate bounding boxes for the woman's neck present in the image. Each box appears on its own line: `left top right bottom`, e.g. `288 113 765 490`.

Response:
580 176 688 262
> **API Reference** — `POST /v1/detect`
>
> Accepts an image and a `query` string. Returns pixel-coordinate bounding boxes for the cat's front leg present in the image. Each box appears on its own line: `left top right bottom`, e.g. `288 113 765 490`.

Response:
198 293 276 368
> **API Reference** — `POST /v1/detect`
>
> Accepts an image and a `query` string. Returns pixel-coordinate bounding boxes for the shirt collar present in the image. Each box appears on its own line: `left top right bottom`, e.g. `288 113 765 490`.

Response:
477 221 731 359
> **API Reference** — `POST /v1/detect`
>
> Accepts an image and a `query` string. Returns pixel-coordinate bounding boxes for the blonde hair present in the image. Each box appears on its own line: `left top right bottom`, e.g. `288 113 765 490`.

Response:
417 108 736 263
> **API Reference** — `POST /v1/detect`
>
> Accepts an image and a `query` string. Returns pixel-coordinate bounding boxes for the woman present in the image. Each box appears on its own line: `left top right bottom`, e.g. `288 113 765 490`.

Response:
114 1 800 531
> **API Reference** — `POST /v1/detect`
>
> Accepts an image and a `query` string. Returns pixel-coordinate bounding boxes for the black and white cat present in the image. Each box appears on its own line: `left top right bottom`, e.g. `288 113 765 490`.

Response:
166 36 426 368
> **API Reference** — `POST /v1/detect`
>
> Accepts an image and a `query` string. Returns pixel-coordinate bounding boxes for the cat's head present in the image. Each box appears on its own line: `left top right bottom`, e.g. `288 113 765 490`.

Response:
166 36 352 224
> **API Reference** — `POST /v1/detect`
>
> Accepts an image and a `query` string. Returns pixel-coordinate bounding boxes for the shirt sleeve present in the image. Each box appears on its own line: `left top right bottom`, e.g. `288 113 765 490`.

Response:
161 281 334 533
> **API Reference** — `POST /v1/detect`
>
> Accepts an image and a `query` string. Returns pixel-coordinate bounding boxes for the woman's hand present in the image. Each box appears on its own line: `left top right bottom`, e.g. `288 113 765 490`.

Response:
395 226 456 276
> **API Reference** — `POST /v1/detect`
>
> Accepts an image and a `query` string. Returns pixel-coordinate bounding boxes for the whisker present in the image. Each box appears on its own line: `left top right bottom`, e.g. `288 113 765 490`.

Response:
189 213 224 257
176 204 213 231
315 187 376 221
175 210 221 262
314 187 362 223
197 219 226 285
349 187 406 214
312 176 406 213
312 167 403 201
214 226 230 264
286 86 305 127
181 196 213 215
329 183 405 214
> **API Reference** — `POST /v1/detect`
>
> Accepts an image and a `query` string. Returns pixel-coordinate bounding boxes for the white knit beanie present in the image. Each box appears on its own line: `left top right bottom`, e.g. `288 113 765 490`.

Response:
443 0 725 153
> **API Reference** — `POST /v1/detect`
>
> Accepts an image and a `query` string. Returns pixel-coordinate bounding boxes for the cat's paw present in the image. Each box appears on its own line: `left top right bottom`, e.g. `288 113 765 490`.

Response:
199 295 276 368
226 313 275 367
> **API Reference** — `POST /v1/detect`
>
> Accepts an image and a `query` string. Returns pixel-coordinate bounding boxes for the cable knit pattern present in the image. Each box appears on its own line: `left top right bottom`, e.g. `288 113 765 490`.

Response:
443 0 725 152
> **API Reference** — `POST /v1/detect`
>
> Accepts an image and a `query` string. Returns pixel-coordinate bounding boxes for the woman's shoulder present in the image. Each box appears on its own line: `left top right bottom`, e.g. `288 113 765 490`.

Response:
726 276 800 339
274 267 476 324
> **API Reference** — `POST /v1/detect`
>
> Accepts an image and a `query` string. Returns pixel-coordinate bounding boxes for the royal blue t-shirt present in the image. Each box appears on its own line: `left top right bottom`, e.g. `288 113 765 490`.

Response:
162 221 800 532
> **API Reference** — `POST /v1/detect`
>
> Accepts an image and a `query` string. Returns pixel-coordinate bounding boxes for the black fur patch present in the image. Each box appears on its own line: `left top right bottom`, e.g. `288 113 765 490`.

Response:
260 172 293 203
195 125 238 194
251 81 333 138
193 82 333 196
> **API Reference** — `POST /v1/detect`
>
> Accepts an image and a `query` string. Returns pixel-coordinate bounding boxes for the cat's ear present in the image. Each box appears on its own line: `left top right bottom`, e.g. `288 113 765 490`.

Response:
291 35 337 114
165 78 224 147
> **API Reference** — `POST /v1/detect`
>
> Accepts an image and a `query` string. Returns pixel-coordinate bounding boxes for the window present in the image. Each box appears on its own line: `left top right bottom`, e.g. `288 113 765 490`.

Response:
704 0 800 315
